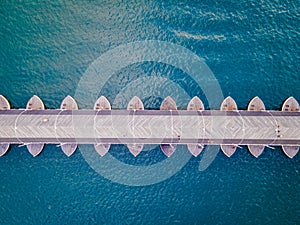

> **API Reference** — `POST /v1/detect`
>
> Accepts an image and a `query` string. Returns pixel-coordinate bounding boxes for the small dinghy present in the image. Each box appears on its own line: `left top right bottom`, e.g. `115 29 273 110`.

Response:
220 96 238 157
60 96 78 156
282 97 299 112
186 96 204 156
126 96 144 156
26 95 45 156
187 144 204 157
94 96 111 110
60 95 78 110
187 96 204 111
160 144 177 157
160 96 177 111
160 96 177 157
94 143 111 157
0 143 10 157
0 95 10 156
0 95 10 110
127 96 144 110
94 96 111 156
281 97 299 158
220 96 237 111
26 95 44 110
60 143 78 157
247 96 265 157
247 96 265 111
281 146 298 159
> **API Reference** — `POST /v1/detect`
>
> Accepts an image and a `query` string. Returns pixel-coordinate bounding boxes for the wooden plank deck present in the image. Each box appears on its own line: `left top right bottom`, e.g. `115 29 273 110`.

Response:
0 110 299 145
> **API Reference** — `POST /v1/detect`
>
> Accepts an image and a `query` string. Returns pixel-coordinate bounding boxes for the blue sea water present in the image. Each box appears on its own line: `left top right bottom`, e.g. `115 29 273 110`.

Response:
0 0 299 224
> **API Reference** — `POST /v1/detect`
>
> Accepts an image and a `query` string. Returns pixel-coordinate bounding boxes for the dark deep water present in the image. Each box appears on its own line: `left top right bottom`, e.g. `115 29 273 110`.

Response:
0 1 299 224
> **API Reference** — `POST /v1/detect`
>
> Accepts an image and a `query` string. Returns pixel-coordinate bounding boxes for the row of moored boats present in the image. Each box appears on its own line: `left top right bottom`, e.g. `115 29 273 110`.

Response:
0 95 299 158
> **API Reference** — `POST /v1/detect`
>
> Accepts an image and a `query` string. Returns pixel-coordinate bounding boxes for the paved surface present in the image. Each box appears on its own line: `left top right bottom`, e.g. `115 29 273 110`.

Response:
0 110 299 145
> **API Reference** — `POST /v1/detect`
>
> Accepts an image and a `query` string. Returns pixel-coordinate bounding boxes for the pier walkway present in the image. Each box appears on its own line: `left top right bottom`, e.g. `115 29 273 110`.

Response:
0 109 299 145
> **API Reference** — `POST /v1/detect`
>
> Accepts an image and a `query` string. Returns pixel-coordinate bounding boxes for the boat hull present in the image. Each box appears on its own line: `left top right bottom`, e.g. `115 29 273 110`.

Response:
60 96 78 156
247 97 265 157
248 145 264 158
281 97 299 158
0 143 9 156
160 96 177 157
61 144 77 157
26 95 45 156
187 144 203 157
126 96 144 156
160 144 176 157
220 96 238 157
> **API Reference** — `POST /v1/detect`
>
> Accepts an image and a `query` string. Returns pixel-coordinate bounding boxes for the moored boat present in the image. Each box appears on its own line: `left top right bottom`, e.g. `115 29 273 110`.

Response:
94 96 111 156
0 143 9 157
60 143 77 157
220 96 237 157
187 144 204 157
187 96 204 111
247 96 265 111
160 96 177 157
26 95 45 156
0 95 10 110
282 96 299 112
186 96 204 156
281 97 299 158
160 144 177 157
94 96 111 110
26 95 44 110
247 96 265 157
126 96 144 156
220 96 237 111
0 95 10 156
127 96 144 110
60 96 78 156
60 95 78 110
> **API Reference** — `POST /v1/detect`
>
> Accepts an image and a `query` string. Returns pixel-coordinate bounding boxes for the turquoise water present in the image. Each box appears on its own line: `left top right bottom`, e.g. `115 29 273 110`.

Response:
0 0 299 224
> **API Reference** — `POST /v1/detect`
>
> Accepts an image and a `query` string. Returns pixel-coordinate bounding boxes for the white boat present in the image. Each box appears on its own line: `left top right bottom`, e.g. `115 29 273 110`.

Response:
220 96 237 157
26 95 44 110
0 95 10 156
186 96 204 156
187 96 204 111
160 144 177 157
282 96 299 112
60 95 78 110
281 97 299 158
160 96 177 111
127 96 144 110
60 143 77 157
0 95 10 110
160 96 177 157
281 146 298 159
126 96 144 156
126 143 144 157
187 144 204 157
247 96 265 157
26 143 44 157
94 96 111 156
60 96 78 156
94 143 111 157
247 96 265 111
94 96 111 110
0 143 10 157
247 145 264 158
220 96 237 111
26 95 45 156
